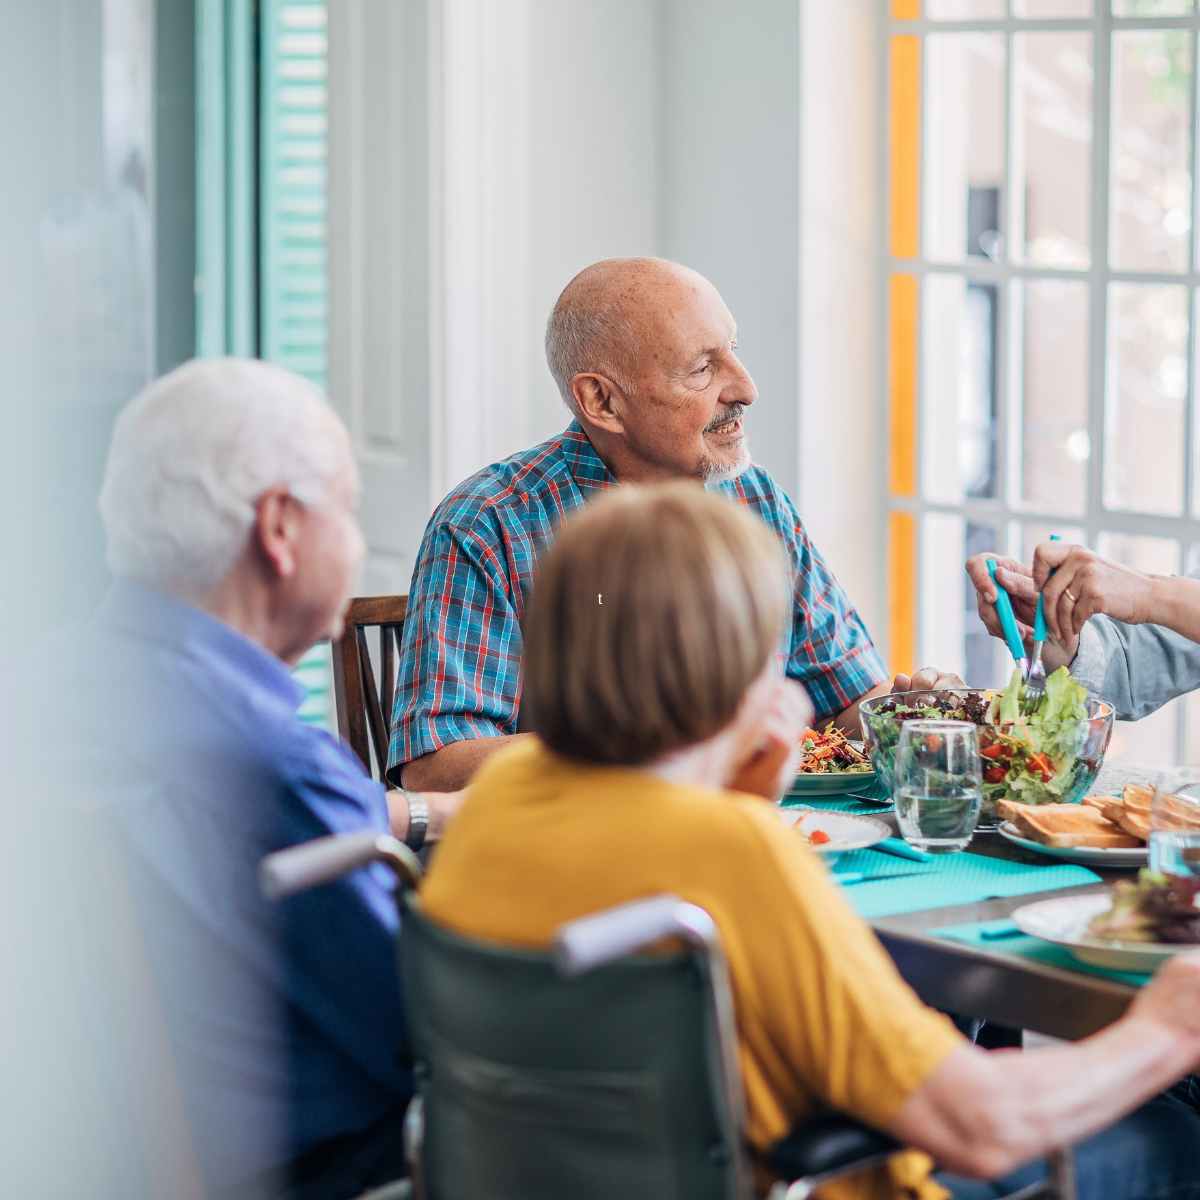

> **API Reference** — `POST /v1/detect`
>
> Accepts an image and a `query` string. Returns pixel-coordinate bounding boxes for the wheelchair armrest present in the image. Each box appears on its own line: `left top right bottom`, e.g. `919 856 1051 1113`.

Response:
764 1113 898 1182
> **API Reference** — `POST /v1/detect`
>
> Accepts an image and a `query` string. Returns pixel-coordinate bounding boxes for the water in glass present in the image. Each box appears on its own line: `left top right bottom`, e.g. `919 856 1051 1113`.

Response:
894 721 982 854
1150 776 1200 880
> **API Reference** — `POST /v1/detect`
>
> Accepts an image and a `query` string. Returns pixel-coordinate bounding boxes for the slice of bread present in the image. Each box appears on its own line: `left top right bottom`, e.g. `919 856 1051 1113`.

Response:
1099 798 1128 826
1123 783 1154 815
1116 807 1152 841
1002 800 1142 848
1154 792 1200 830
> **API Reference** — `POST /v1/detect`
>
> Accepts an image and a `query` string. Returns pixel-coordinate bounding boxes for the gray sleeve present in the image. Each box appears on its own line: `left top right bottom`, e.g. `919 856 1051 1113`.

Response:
1071 611 1200 721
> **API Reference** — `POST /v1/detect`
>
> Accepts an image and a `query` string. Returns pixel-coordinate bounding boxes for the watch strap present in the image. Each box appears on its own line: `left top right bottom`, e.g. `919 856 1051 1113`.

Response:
403 790 430 851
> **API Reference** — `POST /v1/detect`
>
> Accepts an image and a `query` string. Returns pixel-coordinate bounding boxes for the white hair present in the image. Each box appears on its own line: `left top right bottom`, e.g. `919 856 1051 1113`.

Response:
544 291 637 414
99 357 344 595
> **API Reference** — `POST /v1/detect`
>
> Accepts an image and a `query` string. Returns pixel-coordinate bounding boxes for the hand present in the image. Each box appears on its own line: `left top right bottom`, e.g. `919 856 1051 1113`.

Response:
891 667 965 693
1130 951 1200 1059
728 679 814 802
1031 542 1157 643
964 552 1078 669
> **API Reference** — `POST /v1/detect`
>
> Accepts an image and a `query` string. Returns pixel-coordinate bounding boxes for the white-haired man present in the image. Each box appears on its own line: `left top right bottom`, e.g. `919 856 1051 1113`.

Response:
390 257 960 792
54 358 456 1198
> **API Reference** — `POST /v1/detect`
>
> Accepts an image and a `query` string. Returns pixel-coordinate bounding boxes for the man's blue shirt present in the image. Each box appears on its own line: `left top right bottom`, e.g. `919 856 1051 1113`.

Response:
60 582 409 1192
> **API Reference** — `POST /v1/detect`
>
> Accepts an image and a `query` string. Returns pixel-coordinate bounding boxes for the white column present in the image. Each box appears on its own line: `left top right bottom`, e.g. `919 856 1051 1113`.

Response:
797 0 888 650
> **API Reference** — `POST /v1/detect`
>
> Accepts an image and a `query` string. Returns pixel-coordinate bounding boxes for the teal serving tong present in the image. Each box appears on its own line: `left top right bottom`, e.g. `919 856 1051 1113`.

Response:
1024 533 1061 709
985 557 1028 681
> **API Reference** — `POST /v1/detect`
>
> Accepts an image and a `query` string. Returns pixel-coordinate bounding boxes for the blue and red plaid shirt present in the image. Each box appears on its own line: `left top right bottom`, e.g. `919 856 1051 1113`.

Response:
387 423 887 778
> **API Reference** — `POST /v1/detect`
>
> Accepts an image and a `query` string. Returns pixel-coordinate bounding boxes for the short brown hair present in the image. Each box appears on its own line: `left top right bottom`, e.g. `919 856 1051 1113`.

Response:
522 482 791 765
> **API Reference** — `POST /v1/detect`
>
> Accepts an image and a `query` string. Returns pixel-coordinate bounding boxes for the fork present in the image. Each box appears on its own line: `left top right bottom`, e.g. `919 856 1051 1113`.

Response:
1023 533 1061 712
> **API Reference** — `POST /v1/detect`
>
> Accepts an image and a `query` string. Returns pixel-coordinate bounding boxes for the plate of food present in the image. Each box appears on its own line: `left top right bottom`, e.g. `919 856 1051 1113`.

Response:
995 785 1152 868
1012 872 1200 972
788 727 877 796
776 807 890 860
860 669 1115 824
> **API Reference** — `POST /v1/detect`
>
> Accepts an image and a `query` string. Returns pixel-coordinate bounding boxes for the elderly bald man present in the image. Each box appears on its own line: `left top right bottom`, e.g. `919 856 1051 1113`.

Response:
46 359 460 1198
390 258 958 793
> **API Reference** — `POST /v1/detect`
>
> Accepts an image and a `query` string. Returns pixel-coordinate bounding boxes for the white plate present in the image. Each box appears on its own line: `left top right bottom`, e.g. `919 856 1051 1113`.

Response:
997 821 1147 869
1011 892 1179 973
776 808 890 854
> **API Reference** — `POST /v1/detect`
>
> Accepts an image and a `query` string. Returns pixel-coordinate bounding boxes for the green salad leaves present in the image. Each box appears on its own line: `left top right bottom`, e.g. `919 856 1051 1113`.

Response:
983 666 1089 805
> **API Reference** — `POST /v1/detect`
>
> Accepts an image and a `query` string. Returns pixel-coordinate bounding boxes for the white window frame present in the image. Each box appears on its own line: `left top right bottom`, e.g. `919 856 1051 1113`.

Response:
885 1 1200 761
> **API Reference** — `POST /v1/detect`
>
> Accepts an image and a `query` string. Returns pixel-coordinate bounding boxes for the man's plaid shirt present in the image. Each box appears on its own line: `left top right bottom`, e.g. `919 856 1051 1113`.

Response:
387 423 887 780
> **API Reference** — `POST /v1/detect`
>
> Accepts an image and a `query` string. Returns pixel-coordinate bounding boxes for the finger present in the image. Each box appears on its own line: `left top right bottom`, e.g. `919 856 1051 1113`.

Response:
751 736 794 801
1031 540 1074 590
1041 555 1082 642
994 563 1038 602
1006 592 1039 628
975 593 1003 637
1055 582 1079 647
965 555 999 603
891 673 912 693
909 667 941 691
993 566 1039 626
975 593 1034 642
966 554 1031 603
934 672 965 689
1073 592 1100 638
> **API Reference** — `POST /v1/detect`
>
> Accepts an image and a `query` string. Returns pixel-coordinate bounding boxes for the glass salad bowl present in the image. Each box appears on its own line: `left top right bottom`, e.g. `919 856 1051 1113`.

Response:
860 687 1115 826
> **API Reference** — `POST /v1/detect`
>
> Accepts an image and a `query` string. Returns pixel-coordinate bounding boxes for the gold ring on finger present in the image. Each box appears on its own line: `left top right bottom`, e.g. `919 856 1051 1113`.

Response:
1064 589 1078 603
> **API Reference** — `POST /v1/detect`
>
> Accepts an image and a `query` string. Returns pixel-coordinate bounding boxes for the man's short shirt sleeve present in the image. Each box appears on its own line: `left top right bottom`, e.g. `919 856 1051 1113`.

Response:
388 501 532 778
722 469 888 719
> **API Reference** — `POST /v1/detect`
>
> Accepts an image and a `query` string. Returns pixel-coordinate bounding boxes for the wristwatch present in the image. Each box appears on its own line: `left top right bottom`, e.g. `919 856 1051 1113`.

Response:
403 790 430 851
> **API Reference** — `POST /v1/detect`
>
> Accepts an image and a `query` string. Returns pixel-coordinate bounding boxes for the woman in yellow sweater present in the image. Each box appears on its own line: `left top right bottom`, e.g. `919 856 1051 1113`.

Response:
421 482 1200 1200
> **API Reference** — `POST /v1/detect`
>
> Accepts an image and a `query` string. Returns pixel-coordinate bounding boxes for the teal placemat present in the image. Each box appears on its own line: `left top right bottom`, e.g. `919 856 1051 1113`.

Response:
933 918 1151 987
834 849 1101 919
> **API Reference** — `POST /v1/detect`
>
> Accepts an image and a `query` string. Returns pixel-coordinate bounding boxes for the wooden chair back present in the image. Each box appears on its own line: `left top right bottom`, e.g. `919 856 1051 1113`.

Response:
331 595 408 780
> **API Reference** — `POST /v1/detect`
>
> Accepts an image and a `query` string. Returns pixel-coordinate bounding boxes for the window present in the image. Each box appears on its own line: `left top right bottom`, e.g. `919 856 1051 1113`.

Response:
886 1 1200 762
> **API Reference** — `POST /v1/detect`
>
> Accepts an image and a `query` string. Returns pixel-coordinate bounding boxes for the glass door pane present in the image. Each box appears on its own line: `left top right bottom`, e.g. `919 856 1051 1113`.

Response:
1109 30 1193 274
1112 1 1193 14
1012 32 1092 269
1014 0 1091 13
927 0 1006 15
1016 280 1090 516
924 34 1006 262
1104 283 1188 516
923 274 1001 503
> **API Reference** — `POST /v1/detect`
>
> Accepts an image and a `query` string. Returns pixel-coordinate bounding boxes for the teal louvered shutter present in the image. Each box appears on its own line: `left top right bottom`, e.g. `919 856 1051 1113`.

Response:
195 0 334 727
260 0 332 726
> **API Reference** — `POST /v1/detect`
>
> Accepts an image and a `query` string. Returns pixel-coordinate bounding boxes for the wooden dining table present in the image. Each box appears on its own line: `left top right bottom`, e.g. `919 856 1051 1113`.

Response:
869 826 1134 1042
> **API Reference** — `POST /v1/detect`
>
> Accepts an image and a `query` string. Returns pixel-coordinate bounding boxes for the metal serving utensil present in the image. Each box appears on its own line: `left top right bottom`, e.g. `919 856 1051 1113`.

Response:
1023 533 1061 712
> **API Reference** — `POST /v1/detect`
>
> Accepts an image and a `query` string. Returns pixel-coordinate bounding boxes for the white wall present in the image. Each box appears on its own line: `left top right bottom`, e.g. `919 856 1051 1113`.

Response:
329 0 889 654
658 0 803 501
329 0 660 594
796 0 887 652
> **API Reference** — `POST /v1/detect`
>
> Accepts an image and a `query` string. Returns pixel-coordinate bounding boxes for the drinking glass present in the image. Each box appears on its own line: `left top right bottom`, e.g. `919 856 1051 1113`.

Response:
894 721 983 854
1151 768 1200 880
